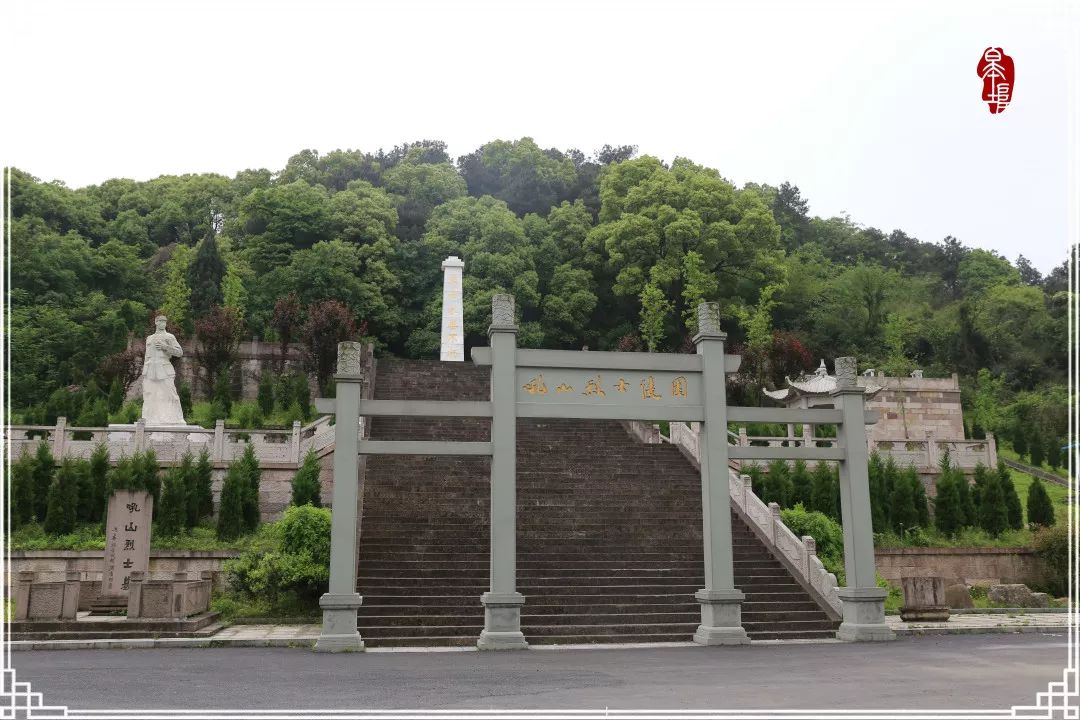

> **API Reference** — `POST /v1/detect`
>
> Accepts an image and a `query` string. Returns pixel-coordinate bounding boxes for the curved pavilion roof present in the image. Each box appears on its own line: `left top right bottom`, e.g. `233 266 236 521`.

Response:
762 360 884 403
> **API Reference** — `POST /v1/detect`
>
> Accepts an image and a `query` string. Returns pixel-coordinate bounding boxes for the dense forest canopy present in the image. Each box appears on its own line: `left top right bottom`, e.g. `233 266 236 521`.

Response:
7 137 1073 438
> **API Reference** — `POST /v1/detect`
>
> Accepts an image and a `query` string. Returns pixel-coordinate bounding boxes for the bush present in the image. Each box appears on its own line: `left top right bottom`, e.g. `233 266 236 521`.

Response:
780 503 844 581
933 471 964 537
868 452 886 532
809 461 840 521
977 466 1008 537
889 464 919 534
213 371 233 417
1047 438 1061 471
1026 477 1056 527
907 466 930 529
291 449 322 507
1033 525 1068 597
293 374 312 421
764 459 791 507
1029 432 1045 467
971 421 985 440
257 373 275 416
157 466 187 537
275 372 295 412
107 377 125 413
233 402 263 430
134 450 161 506
44 458 82 536
789 460 812 509
178 382 193 419
223 504 331 613
1012 427 1028 461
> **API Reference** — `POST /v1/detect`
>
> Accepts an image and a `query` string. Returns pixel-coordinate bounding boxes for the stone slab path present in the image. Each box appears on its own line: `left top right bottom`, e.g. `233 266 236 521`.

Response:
9 612 1072 650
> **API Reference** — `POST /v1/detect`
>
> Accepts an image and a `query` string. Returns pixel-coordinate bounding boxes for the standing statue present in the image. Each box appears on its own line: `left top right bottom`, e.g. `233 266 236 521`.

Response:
141 315 186 425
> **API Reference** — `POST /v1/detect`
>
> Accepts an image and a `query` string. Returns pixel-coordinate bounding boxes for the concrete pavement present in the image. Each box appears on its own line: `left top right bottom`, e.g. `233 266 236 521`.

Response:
11 633 1070 710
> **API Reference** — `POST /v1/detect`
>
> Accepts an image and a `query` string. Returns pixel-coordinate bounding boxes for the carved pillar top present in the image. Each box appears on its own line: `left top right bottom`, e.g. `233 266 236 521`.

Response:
834 357 857 389
489 293 518 334
336 342 364 376
694 302 725 340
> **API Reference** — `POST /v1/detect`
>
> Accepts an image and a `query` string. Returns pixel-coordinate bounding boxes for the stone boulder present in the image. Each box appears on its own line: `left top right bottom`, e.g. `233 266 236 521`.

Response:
945 583 974 609
987 583 1050 608
900 575 950 621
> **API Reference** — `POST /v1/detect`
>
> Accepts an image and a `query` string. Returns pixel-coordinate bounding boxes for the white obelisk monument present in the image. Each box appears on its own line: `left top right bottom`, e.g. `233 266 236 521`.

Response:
440 256 465 361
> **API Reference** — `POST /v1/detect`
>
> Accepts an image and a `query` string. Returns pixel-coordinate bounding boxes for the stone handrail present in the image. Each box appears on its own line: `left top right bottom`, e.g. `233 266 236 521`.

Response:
629 420 842 616
1001 457 1070 488
5 414 360 467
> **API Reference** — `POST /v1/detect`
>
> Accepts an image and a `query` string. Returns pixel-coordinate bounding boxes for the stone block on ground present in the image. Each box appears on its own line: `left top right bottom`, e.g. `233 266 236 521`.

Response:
899 576 949 622
944 583 974 609
987 583 1047 608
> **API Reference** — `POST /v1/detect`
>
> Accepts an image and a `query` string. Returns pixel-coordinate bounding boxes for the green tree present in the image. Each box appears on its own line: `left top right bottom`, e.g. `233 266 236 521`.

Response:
933 472 964 537
107 377 125 413
765 459 793 507
291 449 322 507
213 370 233 417
187 234 227 321
790 459 813 509
867 452 887 531
240 444 262 533
1046 437 1061 471
160 244 194 334
192 449 215 522
977 468 1008 537
810 461 840 521
257 372 275 416
10 451 37 526
1029 432 1045 467
1012 426 1028 461
157 466 187 537
638 282 672 352
889 465 919 534
216 459 247 541
907 466 930 528
44 458 81 535
134 450 162 507
997 461 1023 530
31 441 56 522
1026 478 1056 527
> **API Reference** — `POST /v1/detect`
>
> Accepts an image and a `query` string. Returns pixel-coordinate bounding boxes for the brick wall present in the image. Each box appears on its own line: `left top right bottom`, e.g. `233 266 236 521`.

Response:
875 546 1046 587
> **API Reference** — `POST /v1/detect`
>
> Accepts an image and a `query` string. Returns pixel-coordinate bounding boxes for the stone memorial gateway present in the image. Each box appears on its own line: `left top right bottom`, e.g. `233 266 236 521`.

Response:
314 295 893 651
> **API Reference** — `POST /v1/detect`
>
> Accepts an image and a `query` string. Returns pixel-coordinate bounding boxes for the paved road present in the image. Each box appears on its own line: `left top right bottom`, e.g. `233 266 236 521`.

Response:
12 634 1069 711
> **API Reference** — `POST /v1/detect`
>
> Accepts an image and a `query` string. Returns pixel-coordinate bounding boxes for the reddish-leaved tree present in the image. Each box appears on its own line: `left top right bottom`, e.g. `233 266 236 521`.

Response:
195 306 245 391
301 300 358 393
271 292 303 372
97 347 144 394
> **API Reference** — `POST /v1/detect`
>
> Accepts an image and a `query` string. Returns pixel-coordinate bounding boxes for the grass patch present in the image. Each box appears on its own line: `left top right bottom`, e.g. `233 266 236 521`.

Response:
189 401 315 431
9 521 279 552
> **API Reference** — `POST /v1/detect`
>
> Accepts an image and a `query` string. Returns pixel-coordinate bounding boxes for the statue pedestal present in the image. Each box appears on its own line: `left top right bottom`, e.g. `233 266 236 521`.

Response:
107 423 211 443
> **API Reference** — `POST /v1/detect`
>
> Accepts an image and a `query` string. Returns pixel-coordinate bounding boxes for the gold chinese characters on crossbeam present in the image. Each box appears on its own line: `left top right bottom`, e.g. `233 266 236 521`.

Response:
520 373 692 401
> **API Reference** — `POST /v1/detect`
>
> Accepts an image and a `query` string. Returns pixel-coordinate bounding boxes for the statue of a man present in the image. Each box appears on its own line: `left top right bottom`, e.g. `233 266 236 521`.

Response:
141 315 185 425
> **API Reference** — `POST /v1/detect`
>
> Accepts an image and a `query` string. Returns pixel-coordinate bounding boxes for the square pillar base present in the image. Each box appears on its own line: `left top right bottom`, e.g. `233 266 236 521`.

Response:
836 587 895 642
477 592 528 650
315 592 365 652
694 589 750 646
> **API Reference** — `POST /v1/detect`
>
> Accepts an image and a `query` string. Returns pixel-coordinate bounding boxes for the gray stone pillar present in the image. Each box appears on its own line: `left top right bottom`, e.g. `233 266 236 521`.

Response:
692 302 749 646
134 419 146 452
830 357 894 641
127 571 146 618
14 571 34 621
213 420 225 462
315 342 366 652
478 294 528 650
291 420 302 463
61 571 80 620
52 417 67 458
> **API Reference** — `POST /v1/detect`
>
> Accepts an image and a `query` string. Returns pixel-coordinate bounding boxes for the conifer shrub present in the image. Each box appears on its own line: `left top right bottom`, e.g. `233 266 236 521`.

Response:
997 461 1023 530
906 465 930 529
933 472 964 537
1012 427 1028 461
178 382 193 419
1026 477 1056 528
32 441 56 522
157 466 187 537
108 377 125 413
216 460 247 541
44 458 82 536
765 459 791 507
240 444 262 533
889 464 919 534
176 453 199 528
868 452 887 532
971 421 986 440
1029 432 1045 467
977 467 1008 537
213 370 233 417
10 451 36 527
88 444 110 523
291 449 322 507
810 461 840 521
134 450 161 506
744 463 766 499
789 459 812 509
275 372 295 411
1047 438 1061 471
192 448 215 521
257 372 275 416
293 374 312 421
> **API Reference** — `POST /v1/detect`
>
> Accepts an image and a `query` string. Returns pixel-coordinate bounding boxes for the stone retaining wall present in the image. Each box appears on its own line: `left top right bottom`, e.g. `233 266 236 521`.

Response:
875 547 1045 587
9 550 241 610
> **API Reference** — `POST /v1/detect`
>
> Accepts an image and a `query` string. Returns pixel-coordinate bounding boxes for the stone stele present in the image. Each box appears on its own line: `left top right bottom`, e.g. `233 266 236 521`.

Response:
102 490 153 598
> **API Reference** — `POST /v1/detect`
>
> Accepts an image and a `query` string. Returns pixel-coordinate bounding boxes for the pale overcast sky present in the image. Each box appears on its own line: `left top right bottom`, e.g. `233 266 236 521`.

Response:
2 0 1076 273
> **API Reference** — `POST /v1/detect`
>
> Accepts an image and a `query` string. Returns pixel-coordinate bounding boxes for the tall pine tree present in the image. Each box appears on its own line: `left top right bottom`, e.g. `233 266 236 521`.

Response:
1027 478 1056 527
187 234 226 321
997 461 1023 530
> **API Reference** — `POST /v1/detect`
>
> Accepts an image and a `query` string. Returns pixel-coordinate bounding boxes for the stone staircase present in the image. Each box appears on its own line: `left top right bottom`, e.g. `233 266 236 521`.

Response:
355 359 839 647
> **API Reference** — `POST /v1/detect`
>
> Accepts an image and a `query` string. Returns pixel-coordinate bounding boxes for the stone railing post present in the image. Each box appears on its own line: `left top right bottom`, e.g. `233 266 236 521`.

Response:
691 302 748 646
768 502 782 546
14 571 34 621
738 427 748 447
290 421 302 463
801 535 816 577
926 430 939 468
133 419 146 453
62 571 81 620
52 417 67 459
316 341 366 652
802 423 813 447
830 357 894 641
478 294 527 650
741 474 752 508
986 432 998 467
126 571 146 619
212 420 225 462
